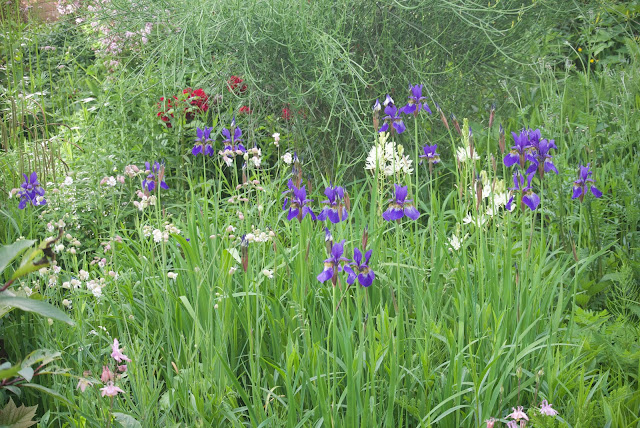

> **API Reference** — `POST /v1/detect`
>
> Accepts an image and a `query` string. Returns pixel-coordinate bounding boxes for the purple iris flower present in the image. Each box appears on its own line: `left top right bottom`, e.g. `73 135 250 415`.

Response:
373 99 381 112
419 144 440 165
506 171 540 211
526 138 558 178
317 239 350 284
344 248 375 287
503 129 533 169
142 161 169 192
282 179 315 221
193 126 214 156
17 172 46 209
222 117 246 153
317 185 348 223
378 100 406 135
572 163 603 201
400 84 431 115
382 184 420 221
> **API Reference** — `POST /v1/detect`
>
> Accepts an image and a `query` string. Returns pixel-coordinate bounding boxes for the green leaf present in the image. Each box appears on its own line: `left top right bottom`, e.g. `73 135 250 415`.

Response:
21 383 74 408
0 296 74 325
113 412 142 428
3 385 21 396
0 398 38 428
0 240 36 276
17 367 34 382
11 248 49 281
11 231 64 281
21 349 62 368
0 362 20 381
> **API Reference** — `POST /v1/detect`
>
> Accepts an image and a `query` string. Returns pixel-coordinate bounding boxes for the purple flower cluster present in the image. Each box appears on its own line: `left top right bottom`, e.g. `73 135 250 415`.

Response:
572 163 602 201
419 144 440 166
382 185 420 221
16 172 46 209
502 128 559 211
504 128 558 178
344 247 375 287
317 238 375 288
376 84 431 135
317 185 348 223
142 161 169 192
506 171 540 211
192 126 214 156
221 117 246 153
282 179 315 221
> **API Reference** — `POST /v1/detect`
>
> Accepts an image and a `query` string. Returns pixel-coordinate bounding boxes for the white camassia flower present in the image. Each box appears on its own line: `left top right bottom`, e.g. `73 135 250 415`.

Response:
462 212 487 227
456 145 480 163
365 133 413 176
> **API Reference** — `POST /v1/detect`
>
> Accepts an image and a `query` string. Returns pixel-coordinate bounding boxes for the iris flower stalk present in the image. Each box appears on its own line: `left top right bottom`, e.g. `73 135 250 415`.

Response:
282 179 315 222
17 172 46 209
192 126 214 156
506 171 540 212
378 95 406 135
526 138 558 179
400 84 431 116
572 163 602 202
221 117 245 153
142 162 169 193
344 248 375 287
382 184 420 221
504 129 533 170
317 240 349 286
317 185 348 223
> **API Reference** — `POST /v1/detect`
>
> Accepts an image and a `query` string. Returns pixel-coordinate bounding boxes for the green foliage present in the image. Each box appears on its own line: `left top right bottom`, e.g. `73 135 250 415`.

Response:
1 0 639 426
0 398 38 428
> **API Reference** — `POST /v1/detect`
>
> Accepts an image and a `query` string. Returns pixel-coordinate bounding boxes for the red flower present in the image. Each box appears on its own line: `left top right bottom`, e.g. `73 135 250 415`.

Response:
183 87 209 120
282 107 292 121
239 105 251 114
227 75 247 93
157 95 178 128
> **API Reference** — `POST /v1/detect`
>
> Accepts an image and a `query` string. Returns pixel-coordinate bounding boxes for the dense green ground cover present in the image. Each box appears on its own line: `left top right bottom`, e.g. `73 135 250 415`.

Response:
1 0 639 426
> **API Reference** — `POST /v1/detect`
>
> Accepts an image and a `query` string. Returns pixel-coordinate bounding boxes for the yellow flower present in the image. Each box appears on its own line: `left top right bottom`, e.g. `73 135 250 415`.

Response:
578 47 582 52
590 58 595 63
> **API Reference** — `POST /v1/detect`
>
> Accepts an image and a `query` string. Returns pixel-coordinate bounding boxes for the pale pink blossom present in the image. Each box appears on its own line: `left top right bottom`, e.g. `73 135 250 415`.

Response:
76 378 92 392
507 406 529 421
539 400 558 416
100 381 124 397
111 338 131 363
101 365 114 382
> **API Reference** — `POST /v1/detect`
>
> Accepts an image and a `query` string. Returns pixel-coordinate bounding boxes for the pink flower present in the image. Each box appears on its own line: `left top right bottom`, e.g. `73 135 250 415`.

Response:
101 365 114 382
100 381 124 397
111 338 131 363
485 418 496 428
539 400 558 416
76 378 92 392
117 364 128 372
506 421 518 428
507 406 529 421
